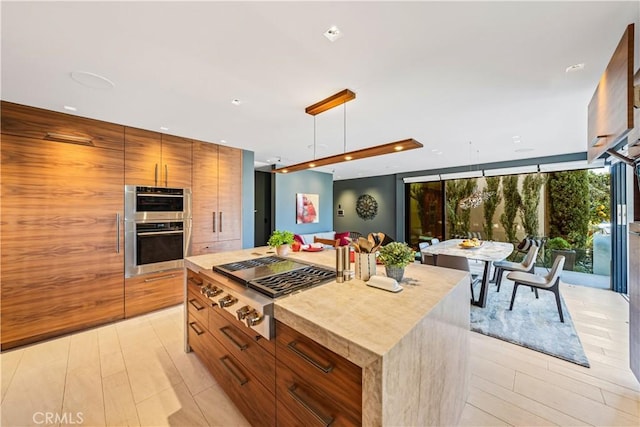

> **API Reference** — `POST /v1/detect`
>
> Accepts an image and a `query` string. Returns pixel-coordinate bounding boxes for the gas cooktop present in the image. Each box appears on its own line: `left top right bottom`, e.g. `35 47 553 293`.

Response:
213 256 335 298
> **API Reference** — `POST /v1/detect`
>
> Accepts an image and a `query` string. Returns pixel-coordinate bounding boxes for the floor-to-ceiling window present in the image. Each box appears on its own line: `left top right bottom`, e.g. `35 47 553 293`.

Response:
406 181 444 249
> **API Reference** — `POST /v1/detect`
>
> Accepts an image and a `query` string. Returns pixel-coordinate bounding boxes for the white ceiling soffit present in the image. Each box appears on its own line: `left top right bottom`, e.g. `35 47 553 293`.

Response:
403 174 441 183
538 159 606 173
483 165 540 177
440 170 484 180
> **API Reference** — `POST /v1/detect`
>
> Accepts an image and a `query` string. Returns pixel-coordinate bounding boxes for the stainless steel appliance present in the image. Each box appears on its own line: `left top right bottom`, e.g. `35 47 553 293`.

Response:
124 185 192 277
192 256 335 339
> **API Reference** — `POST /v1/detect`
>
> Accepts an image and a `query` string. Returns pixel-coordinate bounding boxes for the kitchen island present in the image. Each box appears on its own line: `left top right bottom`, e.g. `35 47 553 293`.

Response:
185 247 470 426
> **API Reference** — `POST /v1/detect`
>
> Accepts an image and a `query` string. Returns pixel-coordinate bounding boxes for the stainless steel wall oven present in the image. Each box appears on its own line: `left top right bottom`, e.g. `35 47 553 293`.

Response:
124 185 192 277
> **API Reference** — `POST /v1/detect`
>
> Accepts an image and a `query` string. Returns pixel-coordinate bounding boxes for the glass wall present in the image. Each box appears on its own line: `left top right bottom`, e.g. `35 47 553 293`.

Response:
406 181 444 249
406 168 611 277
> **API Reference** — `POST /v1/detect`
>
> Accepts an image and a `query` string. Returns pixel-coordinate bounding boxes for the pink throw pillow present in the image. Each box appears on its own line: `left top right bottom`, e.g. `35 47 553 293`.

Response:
335 231 350 246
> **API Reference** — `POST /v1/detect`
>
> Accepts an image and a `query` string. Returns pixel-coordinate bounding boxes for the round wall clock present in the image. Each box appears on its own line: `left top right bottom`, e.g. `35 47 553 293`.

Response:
356 194 378 220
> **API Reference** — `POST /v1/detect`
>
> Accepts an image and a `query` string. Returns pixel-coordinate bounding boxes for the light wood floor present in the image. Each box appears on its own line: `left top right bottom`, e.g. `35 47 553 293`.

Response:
1 282 638 426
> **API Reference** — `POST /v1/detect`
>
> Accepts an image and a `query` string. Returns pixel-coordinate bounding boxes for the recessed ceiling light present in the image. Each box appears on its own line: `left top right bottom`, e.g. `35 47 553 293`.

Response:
160 126 169 131
63 105 77 112
565 63 585 73
220 139 227 144
231 99 241 105
323 25 343 42
431 148 439 152
70 71 115 89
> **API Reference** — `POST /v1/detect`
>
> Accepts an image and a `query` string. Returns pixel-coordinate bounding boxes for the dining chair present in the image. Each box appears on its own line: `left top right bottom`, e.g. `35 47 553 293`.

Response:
507 255 566 322
416 241 429 262
436 254 480 302
493 244 539 292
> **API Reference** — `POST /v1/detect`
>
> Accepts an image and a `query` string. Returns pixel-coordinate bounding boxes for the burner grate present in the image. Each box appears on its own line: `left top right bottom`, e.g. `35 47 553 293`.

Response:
217 256 285 272
249 266 335 298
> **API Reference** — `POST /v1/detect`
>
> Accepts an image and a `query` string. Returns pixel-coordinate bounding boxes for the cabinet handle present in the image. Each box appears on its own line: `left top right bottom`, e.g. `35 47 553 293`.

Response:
188 276 203 287
287 384 334 426
188 299 205 311
189 322 204 336
213 212 217 233
219 327 248 351
219 356 248 386
287 341 334 373
116 213 120 253
219 212 223 232
45 132 93 145
143 273 176 283
164 164 168 187
154 163 158 187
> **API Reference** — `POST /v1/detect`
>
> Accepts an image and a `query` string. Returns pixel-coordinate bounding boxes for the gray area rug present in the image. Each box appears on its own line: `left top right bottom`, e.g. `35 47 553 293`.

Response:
470 280 590 368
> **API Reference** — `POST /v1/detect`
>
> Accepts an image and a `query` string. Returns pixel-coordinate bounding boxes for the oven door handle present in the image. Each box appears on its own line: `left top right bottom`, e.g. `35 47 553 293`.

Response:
136 230 184 236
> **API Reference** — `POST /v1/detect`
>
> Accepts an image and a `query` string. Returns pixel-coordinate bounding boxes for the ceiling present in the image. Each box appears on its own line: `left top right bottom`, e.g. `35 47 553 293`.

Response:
2 1 639 181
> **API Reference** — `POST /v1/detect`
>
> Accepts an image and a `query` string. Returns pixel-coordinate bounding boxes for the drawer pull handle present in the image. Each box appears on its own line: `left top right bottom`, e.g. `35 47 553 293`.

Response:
219 327 248 351
288 384 334 426
188 299 205 311
189 322 204 336
143 273 176 283
188 276 203 287
287 341 334 374
220 356 248 386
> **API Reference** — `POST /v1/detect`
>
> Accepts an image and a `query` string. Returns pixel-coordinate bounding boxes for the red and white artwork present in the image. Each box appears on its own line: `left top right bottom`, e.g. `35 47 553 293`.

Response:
296 193 319 224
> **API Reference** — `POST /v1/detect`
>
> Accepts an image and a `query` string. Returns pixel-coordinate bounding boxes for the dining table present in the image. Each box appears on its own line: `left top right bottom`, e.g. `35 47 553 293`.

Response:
421 239 514 308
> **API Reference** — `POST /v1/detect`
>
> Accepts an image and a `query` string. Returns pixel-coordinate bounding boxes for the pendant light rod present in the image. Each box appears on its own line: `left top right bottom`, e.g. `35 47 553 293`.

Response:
305 89 356 116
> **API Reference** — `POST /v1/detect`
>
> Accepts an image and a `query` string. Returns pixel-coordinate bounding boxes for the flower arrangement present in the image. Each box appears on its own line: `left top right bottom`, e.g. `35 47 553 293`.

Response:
377 242 415 268
267 230 294 248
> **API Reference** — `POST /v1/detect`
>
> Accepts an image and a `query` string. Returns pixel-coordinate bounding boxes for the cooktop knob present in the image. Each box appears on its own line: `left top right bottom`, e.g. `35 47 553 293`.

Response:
218 294 238 308
245 310 263 327
236 305 252 320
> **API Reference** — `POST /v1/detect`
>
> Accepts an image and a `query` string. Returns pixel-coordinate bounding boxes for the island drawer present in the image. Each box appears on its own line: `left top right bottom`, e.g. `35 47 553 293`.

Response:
187 288 209 330
275 321 362 421
208 306 276 394
276 360 360 426
192 327 276 427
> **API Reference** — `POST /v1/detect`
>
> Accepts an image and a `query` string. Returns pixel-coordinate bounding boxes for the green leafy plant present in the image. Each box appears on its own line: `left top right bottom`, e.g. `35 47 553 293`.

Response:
267 230 294 247
482 176 501 240
377 242 415 268
445 179 477 237
499 175 521 243
547 236 572 251
547 170 589 249
519 173 546 237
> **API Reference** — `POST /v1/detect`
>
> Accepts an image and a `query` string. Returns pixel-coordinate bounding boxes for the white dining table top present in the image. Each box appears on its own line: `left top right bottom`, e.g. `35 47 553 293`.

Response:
421 239 514 262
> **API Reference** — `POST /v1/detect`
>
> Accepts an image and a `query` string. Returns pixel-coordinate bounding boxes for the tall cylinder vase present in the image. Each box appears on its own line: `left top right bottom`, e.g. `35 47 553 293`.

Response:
355 253 376 281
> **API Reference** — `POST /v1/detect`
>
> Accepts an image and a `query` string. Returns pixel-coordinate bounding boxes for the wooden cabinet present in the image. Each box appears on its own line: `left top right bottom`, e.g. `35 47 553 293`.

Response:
191 141 242 255
125 127 192 188
186 269 276 426
0 102 125 350
275 321 362 426
125 269 184 318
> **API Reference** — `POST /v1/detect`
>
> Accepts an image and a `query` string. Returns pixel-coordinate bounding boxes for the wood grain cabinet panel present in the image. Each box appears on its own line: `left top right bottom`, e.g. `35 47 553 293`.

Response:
191 141 242 255
191 327 276 427
275 321 362 425
0 132 125 350
124 127 192 188
124 269 184 318
1 101 124 151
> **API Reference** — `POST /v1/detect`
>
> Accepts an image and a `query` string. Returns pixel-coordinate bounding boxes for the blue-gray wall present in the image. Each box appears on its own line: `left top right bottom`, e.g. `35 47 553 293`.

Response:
333 175 398 240
274 170 333 234
242 150 255 248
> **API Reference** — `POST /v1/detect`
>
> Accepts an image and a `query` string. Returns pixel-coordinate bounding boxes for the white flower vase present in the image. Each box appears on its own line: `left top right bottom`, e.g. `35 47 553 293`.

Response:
276 244 290 257
355 253 376 281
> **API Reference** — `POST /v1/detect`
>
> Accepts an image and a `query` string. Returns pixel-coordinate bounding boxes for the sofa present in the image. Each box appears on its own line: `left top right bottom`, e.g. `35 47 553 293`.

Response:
294 231 351 247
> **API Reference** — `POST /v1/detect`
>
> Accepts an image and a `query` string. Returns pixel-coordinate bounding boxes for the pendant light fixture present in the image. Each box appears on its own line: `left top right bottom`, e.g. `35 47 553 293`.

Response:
272 89 423 173
459 141 492 210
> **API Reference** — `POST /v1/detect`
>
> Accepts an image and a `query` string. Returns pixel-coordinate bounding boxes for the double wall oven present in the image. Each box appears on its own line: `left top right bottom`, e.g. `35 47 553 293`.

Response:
124 185 192 278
